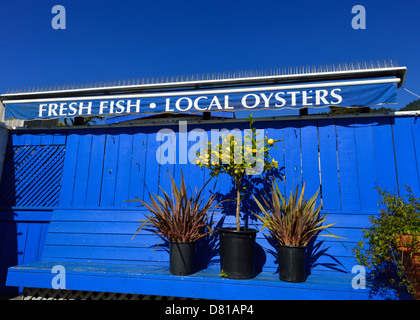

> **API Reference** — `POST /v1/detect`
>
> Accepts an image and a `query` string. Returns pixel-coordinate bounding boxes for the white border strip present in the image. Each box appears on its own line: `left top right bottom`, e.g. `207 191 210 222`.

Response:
3 78 400 104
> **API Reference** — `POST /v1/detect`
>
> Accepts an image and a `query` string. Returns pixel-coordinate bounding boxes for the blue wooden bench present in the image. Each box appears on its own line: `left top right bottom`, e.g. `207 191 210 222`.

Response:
6 208 395 300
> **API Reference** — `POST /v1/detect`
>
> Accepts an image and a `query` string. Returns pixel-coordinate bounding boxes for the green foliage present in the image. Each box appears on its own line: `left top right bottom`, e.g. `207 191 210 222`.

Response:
371 106 397 113
354 186 420 295
128 169 220 243
194 114 279 180
400 98 420 111
328 106 360 114
194 114 280 231
253 182 342 247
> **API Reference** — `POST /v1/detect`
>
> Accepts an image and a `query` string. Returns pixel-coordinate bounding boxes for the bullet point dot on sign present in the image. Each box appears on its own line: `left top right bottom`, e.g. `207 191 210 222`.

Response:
150 103 156 109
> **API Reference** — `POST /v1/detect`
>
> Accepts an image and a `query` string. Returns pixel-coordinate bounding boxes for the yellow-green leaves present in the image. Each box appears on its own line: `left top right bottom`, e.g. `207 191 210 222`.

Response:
193 114 280 231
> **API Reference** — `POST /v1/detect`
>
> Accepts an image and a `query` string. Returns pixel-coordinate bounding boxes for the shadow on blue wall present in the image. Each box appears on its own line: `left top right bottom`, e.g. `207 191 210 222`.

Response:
0 139 18 295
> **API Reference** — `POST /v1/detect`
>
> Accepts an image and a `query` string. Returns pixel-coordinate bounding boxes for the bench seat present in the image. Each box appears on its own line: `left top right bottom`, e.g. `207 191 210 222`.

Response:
7 260 375 300
6 208 401 299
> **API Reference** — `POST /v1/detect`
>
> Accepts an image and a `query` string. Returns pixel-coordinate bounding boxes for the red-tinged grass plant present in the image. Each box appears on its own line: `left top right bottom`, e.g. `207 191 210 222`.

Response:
128 169 221 243
253 181 342 247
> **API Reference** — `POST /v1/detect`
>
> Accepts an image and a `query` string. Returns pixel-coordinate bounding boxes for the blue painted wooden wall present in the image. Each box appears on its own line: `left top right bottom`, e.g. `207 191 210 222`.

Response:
0 131 65 295
1 115 420 294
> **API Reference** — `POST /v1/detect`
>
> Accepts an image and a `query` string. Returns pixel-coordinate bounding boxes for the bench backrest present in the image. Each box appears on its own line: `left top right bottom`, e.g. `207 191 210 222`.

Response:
41 209 355 275
41 209 168 266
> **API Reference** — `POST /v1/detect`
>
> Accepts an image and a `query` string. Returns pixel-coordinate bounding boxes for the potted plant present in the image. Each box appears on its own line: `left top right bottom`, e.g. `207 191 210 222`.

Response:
128 169 220 276
253 181 341 282
195 115 280 279
355 186 420 299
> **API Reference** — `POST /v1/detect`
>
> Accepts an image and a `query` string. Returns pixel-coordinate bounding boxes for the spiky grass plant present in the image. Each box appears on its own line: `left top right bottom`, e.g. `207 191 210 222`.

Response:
253 182 341 247
129 169 220 243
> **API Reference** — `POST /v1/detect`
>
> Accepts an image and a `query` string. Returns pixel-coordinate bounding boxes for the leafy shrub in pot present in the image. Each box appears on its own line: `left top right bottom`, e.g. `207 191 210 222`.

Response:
194 115 280 279
355 186 420 298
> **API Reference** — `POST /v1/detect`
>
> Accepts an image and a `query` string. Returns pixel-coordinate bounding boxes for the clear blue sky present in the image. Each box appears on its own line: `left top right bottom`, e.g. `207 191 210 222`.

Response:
1 0 419 112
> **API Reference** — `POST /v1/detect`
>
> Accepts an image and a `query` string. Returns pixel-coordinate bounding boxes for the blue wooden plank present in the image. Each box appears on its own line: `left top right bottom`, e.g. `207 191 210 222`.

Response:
127 127 148 205
8 132 27 146
156 124 177 198
392 117 420 196
16 222 29 266
185 124 206 200
44 233 158 248
85 128 107 207
23 133 41 146
42 244 168 262
100 129 120 207
72 130 93 207
39 133 54 145
353 118 379 211
51 209 145 222
264 122 285 196
318 119 341 210
46 221 139 234
172 121 189 189
114 128 134 208
336 118 361 211
52 131 67 145
22 223 43 264
37 223 50 260
300 120 321 206
7 261 385 300
412 116 420 195
372 117 399 193
59 132 79 207
283 121 302 197
143 127 165 202
0 210 52 222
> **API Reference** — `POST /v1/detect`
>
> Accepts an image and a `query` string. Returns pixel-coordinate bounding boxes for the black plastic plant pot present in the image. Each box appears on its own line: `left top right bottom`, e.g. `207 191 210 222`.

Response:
219 227 258 280
169 242 195 276
277 244 307 283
